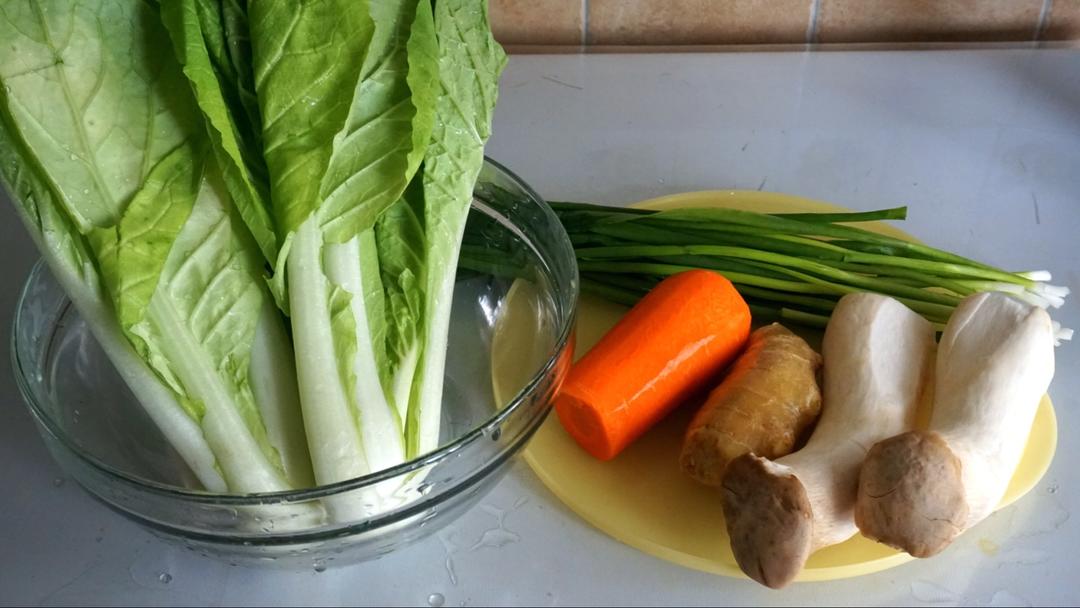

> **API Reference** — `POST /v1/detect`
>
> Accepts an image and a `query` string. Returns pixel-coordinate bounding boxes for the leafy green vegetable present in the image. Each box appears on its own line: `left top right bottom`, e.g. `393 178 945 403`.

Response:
0 0 313 493
241 0 462 510
2 0 513 511
517 198 1071 340
409 0 507 458
160 0 278 264
375 186 426 423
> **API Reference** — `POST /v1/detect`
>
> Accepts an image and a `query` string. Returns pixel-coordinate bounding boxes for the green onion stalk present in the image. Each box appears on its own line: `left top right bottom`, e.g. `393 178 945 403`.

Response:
462 189 1072 344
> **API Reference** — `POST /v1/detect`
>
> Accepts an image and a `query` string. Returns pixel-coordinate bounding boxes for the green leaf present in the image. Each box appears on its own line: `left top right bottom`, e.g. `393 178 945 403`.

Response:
161 0 279 264
250 0 438 241
0 0 201 230
255 0 441 489
0 0 313 494
409 0 507 458
0 70 229 493
130 169 296 491
195 0 267 187
0 83 95 285
249 0 374 236
357 229 391 392
88 141 203 336
375 179 426 420
316 0 439 241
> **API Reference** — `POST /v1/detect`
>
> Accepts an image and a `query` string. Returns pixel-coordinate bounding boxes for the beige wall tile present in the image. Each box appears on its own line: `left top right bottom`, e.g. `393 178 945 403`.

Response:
490 0 584 46
588 0 812 46
817 0 1044 43
1043 0 1080 40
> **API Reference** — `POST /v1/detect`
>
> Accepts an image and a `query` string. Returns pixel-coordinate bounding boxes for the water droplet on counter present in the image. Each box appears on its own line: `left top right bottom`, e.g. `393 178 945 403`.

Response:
911 580 960 605
981 590 1031 607
52 477 65 487
994 548 1049 567
469 505 520 551
157 572 172 584
1048 484 1059 494
438 531 459 586
444 555 458 586
427 593 445 607
313 560 327 573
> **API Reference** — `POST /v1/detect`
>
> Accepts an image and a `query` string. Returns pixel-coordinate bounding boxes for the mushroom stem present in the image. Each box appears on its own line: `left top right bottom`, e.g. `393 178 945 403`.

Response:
721 293 936 588
855 292 1055 557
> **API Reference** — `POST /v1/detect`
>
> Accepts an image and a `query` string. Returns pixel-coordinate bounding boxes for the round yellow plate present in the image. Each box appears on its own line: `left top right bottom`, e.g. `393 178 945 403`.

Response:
494 191 1058 583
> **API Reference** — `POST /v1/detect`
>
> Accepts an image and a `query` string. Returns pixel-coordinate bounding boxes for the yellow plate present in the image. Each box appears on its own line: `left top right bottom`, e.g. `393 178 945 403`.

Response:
494 191 1058 583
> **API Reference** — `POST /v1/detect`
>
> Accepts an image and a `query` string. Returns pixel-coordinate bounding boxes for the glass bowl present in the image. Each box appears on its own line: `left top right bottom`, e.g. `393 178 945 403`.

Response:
10 159 577 568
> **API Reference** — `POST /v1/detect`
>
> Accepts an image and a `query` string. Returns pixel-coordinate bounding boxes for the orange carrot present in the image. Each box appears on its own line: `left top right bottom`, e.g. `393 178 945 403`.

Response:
555 269 752 460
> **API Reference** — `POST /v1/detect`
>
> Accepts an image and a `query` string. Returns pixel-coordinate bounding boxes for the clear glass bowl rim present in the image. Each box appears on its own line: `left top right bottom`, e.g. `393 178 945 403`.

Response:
10 157 578 506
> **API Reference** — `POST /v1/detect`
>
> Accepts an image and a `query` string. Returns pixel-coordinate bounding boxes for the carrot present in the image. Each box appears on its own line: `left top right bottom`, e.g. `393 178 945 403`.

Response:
555 269 752 460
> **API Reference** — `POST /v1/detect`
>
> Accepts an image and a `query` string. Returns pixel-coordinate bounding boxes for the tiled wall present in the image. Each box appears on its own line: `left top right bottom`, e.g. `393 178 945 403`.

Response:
490 0 1080 48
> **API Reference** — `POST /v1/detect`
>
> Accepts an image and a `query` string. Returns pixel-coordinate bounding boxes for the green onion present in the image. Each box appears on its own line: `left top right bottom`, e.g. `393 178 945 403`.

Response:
463 188 1069 337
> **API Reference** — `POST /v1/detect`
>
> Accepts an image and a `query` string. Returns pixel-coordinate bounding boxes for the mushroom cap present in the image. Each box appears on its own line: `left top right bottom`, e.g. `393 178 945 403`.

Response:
721 453 814 589
855 430 969 558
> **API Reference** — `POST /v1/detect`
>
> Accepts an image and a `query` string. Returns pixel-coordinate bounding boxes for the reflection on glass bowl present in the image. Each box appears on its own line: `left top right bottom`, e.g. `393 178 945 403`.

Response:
11 158 577 568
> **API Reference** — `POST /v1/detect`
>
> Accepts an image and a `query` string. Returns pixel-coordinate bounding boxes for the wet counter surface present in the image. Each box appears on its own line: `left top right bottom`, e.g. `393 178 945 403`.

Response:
2 49 1078 606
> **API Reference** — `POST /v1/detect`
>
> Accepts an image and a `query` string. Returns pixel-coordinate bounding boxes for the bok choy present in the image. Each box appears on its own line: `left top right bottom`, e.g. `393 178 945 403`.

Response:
0 0 313 493
173 0 505 513
0 0 508 515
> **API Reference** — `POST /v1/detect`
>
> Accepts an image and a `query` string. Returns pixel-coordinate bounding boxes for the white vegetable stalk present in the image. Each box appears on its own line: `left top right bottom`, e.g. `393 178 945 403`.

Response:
145 294 290 494
855 292 1056 557
249 299 316 489
33 241 228 493
411 222 469 458
288 219 370 488
323 234 407 474
289 217 414 520
721 293 936 589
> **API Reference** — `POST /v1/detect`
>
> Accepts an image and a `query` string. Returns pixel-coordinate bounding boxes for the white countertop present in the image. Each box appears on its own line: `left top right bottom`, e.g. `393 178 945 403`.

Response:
2 49 1078 606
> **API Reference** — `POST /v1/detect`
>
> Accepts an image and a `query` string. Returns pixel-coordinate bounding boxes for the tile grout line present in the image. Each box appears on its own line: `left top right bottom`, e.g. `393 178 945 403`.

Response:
582 0 590 48
805 0 823 45
1034 0 1053 41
